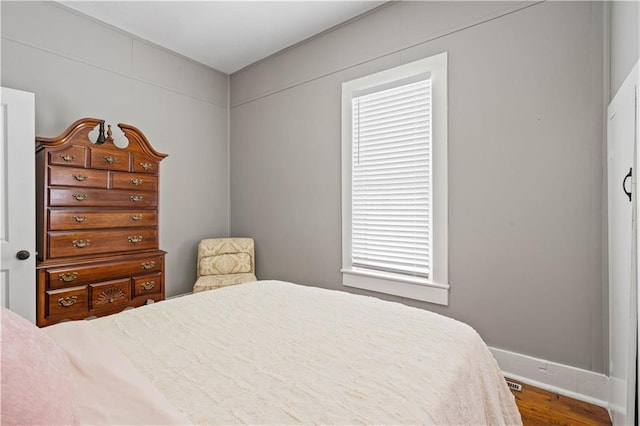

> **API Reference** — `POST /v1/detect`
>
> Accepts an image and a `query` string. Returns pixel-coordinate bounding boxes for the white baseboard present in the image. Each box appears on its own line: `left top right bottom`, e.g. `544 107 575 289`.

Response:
166 292 192 300
489 346 609 409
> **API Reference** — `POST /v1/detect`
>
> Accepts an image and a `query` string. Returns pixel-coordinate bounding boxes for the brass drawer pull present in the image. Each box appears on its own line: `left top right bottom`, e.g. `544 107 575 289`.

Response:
140 261 155 270
72 215 88 223
72 239 91 248
58 272 78 282
141 281 155 291
60 154 76 162
128 235 143 244
131 214 143 221
130 195 143 202
58 296 78 307
72 193 87 201
103 155 117 164
72 174 88 182
140 162 152 170
130 178 143 186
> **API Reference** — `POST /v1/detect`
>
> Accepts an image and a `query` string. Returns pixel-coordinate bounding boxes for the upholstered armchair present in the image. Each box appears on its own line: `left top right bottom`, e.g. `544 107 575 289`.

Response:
193 238 257 293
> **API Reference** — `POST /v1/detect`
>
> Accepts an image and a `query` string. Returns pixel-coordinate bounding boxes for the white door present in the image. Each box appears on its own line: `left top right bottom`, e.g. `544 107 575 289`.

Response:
607 62 638 426
0 87 35 323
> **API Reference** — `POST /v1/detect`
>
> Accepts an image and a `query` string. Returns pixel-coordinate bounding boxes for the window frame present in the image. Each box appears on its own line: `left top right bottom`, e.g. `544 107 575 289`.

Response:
341 52 449 305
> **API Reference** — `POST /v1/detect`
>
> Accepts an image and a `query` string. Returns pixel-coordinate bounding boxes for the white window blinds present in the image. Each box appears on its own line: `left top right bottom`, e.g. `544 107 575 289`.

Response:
351 78 432 278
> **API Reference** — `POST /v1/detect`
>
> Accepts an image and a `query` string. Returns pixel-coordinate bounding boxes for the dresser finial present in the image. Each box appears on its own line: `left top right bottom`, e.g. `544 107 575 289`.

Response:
96 122 106 144
106 124 114 143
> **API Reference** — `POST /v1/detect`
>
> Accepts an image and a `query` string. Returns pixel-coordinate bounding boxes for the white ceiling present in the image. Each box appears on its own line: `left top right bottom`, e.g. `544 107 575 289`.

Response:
59 1 386 74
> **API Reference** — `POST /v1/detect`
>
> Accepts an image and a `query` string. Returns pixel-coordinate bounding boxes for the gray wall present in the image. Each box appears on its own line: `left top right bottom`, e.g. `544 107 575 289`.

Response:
230 1 606 372
1 1 230 296
610 1 639 97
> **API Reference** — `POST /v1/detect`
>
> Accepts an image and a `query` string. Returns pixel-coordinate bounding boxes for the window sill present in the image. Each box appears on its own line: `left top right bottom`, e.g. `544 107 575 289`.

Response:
341 268 449 306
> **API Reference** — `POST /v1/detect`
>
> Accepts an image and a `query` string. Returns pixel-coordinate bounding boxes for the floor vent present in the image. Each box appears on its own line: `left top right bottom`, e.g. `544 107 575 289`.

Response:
506 380 523 392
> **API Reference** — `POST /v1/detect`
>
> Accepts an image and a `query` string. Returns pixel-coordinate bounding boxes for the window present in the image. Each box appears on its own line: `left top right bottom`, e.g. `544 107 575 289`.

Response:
341 52 449 305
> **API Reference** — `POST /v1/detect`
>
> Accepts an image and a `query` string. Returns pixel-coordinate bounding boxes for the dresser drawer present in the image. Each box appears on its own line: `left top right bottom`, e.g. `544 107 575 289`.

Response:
90 147 130 171
49 166 108 189
132 273 161 297
132 155 159 174
46 286 88 317
49 188 157 207
48 229 158 258
48 146 86 167
112 172 158 191
46 255 163 290
90 279 130 311
49 210 158 230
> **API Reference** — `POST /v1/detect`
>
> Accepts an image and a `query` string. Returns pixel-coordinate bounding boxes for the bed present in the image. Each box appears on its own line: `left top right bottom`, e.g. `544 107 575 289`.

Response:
2 280 522 425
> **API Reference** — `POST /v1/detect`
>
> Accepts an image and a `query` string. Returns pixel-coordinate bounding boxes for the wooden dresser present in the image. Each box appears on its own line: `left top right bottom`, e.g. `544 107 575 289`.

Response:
35 118 167 327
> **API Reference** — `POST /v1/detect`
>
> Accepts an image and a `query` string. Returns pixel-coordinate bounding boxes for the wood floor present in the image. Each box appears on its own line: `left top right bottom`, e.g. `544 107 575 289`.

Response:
507 378 611 426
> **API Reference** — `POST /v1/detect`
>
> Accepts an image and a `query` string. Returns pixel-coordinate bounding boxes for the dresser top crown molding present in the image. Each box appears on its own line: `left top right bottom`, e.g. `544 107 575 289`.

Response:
35 117 167 161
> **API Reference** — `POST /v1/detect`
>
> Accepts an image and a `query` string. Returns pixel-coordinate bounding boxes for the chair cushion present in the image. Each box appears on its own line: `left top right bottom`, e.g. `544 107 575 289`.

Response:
193 273 257 293
199 253 252 276
198 238 254 258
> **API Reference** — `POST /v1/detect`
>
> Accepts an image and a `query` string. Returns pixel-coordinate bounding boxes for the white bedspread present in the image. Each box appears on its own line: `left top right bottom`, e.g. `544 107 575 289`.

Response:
80 280 521 425
43 321 191 425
